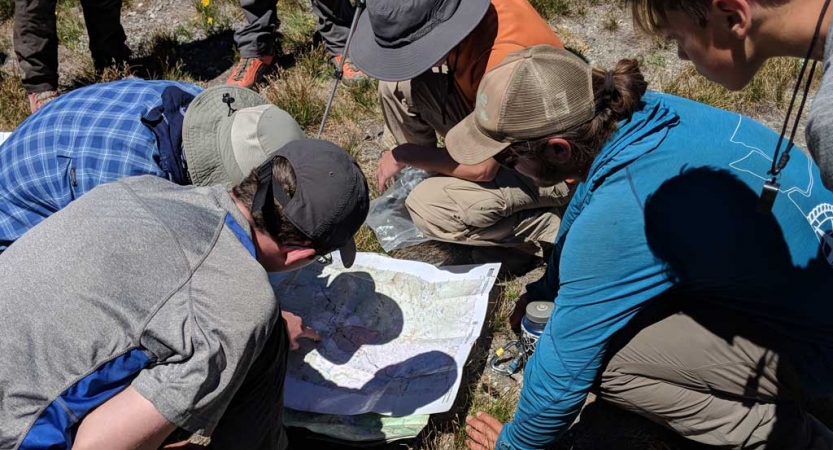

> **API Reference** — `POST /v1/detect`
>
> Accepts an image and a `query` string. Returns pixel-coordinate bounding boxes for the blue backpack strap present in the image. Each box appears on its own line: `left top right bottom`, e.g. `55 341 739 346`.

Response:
224 213 256 258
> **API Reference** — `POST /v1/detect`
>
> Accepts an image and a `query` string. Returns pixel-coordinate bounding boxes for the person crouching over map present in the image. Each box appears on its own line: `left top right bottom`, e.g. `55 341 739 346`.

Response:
453 45 833 449
0 139 369 450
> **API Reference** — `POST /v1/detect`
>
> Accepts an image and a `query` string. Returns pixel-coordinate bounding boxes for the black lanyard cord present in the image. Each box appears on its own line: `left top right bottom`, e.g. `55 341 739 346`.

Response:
760 0 832 211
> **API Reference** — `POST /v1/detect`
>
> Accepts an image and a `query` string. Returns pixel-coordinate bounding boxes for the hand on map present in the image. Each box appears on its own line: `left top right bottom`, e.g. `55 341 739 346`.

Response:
376 149 406 193
466 412 504 450
282 310 321 350
509 293 531 331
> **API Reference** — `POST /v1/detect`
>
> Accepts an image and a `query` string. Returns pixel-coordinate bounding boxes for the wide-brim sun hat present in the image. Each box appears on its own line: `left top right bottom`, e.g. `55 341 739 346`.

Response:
349 0 492 82
182 85 306 188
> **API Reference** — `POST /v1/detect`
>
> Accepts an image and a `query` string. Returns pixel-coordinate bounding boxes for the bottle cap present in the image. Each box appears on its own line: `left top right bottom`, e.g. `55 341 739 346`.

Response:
525 301 554 324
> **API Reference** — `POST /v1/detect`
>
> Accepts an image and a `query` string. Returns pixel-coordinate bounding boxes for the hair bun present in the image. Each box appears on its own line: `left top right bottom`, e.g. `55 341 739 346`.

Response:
593 59 648 121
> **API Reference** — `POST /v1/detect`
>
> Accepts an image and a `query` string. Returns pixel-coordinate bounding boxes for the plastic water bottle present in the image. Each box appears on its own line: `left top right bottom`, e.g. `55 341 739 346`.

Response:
520 301 553 355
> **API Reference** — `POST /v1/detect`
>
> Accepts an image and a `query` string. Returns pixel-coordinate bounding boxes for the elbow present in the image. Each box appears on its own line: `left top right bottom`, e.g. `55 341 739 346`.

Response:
471 162 500 183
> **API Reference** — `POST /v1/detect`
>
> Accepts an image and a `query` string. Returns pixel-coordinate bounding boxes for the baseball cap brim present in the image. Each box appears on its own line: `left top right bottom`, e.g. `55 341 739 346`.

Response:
446 113 511 165
182 86 268 187
339 238 357 268
349 0 491 82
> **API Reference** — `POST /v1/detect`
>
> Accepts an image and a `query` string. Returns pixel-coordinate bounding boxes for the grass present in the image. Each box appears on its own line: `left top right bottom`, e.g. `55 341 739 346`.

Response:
192 0 231 35
0 0 827 448
277 0 317 53
263 67 326 130
0 0 12 21
530 0 602 18
489 282 520 335
346 78 379 115
529 0 573 18
0 72 30 129
56 3 86 51
602 7 621 32
661 58 810 114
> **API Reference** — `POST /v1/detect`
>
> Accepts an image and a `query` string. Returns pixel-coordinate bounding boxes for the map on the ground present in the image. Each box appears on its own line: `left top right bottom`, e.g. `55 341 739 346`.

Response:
269 253 499 416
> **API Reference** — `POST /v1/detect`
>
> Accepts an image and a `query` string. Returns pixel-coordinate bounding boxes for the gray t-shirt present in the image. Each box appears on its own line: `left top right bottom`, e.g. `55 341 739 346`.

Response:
0 176 280 449
806 21 833 191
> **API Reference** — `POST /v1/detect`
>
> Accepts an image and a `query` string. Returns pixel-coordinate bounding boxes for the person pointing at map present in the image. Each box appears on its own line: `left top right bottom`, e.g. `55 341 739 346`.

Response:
0 139 369 450
453 46 833 449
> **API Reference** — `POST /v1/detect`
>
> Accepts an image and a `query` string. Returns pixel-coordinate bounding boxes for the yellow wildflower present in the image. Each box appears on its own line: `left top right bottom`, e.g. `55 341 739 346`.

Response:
201 0 209 7
207 16 214 25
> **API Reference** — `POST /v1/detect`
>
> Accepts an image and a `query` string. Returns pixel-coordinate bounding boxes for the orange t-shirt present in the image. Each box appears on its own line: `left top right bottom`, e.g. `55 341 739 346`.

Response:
448 0 563 110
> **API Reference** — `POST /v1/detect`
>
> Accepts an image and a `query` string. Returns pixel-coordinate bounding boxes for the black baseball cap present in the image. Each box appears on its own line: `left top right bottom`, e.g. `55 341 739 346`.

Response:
252 139 370 268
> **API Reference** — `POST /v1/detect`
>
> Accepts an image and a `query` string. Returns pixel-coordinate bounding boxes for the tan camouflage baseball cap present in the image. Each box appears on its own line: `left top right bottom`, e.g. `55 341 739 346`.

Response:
446 45 595 165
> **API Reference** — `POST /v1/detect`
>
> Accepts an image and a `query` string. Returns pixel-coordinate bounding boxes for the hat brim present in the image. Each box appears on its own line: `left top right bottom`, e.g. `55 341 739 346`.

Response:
349 0 492 82
446 113 511 165
338 238 357 268
182 86 268 187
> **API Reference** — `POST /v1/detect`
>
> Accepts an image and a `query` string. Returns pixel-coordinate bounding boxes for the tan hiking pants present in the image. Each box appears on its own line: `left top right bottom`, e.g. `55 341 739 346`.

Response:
599 300 833 449
379 70 572 250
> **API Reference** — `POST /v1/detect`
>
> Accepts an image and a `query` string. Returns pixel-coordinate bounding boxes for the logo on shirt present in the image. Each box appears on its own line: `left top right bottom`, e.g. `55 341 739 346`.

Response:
808 204 833 266
727 115 833 268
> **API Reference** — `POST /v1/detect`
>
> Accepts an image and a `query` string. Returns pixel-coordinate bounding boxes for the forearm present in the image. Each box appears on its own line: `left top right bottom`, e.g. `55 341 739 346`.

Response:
73 386 176 450
496 335 591 449
390 144 499 182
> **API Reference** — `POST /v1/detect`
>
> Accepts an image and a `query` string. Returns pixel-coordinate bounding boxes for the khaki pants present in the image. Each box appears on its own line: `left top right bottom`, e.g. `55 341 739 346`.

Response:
379 70 572 249
599 299 833 449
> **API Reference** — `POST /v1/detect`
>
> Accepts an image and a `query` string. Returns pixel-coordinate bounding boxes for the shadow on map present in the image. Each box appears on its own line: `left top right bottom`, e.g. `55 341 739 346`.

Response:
288 268 405 365
276 264 458 448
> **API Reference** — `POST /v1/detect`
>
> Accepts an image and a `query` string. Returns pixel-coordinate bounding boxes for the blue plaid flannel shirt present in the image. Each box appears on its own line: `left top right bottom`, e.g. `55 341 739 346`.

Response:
0 79 203 251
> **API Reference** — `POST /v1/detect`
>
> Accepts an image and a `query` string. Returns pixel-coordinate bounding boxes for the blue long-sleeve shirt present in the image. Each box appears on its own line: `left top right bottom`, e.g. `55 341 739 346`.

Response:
500 93 833 449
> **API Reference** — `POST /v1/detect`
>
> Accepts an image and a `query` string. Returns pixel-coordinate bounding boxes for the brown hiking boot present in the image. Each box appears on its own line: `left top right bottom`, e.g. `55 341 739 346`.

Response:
28 90 59 113
330 54 367 85
226 54 275 89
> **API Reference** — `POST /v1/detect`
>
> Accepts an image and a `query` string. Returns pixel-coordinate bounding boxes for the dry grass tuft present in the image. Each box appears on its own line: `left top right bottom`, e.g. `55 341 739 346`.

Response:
0 72 31 130
661 58 809 114
262 68 326 130
354 225 384 254
603 9 621 32
345 79 380 116
489 282 520 335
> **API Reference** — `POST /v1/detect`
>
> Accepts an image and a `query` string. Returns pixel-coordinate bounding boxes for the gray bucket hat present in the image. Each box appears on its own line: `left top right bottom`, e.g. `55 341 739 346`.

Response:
349 0 492 82
182 85 307 188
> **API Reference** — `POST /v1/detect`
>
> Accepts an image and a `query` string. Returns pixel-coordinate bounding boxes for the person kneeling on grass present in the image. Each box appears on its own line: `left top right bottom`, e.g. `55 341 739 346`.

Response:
0 139 369 450
622 0 833 192
0 79 306 254
455 45 833 449
349 0 573 269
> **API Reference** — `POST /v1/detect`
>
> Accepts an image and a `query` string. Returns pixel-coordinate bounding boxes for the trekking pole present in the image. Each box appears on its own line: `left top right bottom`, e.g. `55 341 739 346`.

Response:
317 0 366 139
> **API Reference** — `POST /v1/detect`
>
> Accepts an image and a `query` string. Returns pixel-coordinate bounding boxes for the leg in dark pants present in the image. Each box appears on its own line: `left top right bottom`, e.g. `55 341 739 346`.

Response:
13 0 59 93
311 0 355 56
209 313 290 450
78 0 130 72
234 0 279 59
